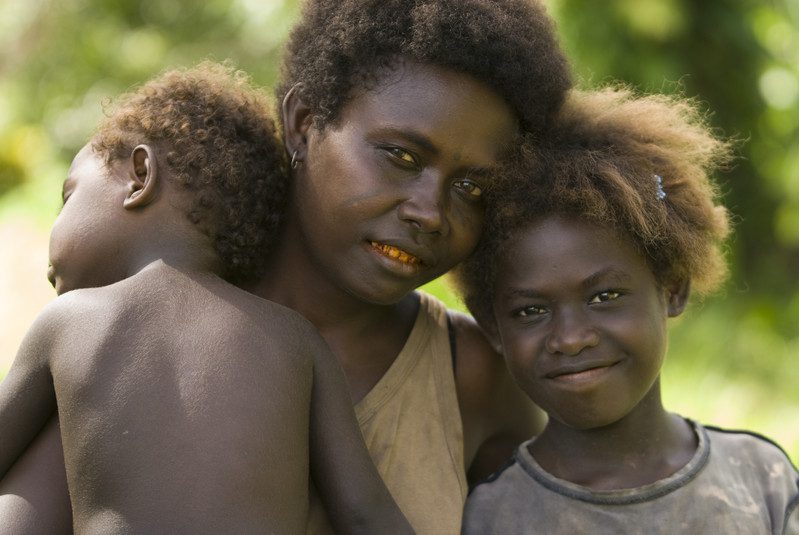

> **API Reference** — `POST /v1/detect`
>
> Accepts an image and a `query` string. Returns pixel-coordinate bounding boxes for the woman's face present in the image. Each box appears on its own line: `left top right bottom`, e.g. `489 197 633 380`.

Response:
287 61 517 305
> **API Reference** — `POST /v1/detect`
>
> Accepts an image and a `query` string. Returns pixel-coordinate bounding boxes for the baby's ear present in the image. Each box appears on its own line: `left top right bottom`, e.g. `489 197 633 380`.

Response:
123 144 159 209
665 278 691 318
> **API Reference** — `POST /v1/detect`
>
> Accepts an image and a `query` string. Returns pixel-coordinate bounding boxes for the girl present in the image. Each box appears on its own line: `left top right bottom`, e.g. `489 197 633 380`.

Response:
456 87 799 534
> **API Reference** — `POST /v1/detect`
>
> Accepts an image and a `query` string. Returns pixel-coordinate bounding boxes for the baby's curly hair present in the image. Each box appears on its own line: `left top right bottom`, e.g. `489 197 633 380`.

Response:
277 0 572 134
455 87 732 327
92 61 287 284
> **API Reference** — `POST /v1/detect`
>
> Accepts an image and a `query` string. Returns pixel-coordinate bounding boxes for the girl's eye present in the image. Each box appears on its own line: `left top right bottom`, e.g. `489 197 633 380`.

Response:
453 179 483 198
384 146 418 167
514 304 548 318
589 290 621 304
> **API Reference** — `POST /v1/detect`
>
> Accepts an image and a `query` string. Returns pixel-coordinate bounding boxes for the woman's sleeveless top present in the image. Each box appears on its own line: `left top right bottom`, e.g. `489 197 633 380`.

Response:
306 291 467 534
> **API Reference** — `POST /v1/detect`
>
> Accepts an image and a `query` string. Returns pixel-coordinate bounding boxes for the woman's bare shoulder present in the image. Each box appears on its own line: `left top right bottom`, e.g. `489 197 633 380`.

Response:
448 311 505 411
449 310 544 484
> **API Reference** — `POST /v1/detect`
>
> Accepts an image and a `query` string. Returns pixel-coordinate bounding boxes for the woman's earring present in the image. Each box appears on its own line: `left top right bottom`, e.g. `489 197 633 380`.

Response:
291 150 303 169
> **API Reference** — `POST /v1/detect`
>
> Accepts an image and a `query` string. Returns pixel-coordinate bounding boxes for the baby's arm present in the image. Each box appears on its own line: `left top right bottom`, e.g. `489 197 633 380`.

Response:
0 415 73 534
0 305 61 479
306 331 414 534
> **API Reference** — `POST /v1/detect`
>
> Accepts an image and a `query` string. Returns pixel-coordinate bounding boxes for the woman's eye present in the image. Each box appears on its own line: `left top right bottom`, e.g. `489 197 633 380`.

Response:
384 146 417 167
589 290 621 304
514 305 547 318
453 179 483 198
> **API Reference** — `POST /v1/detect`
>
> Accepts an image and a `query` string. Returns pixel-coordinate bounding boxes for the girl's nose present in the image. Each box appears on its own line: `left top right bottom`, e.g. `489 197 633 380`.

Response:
545 309 600 356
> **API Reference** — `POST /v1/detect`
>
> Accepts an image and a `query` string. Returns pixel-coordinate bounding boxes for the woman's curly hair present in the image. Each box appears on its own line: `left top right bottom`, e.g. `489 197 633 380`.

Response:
454 86 733 328
92 61 287 284
277 0 572 135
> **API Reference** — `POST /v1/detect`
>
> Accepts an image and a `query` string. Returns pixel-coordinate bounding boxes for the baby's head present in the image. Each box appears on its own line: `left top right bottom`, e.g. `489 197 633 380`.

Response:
454 87 731 428
276 0 572 134
49 62 286 293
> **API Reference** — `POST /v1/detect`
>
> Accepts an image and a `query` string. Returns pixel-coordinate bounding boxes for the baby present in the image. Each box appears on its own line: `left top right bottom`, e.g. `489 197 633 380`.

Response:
456 87 799 534
0 62 410 534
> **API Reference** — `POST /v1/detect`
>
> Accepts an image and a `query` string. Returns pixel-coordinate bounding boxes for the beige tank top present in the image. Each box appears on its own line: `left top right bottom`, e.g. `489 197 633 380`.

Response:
306 291 468 534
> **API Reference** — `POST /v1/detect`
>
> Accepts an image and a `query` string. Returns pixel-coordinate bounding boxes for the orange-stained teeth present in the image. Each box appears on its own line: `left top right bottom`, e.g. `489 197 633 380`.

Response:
370 242 420 265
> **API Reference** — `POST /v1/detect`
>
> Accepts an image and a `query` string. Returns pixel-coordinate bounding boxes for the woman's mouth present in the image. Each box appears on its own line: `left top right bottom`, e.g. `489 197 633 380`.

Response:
370 242 421 266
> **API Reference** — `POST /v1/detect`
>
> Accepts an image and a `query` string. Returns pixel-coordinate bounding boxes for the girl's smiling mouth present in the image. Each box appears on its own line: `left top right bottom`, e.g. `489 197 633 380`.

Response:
546 361 622 386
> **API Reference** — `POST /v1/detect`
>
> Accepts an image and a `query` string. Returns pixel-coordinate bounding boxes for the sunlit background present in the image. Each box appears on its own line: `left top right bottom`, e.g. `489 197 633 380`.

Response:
1 0 797 462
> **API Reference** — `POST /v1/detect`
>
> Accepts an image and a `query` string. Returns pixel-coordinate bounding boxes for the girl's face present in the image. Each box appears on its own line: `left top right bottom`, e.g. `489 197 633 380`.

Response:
286 61 517 305
492 215 686 430
48 145 131 295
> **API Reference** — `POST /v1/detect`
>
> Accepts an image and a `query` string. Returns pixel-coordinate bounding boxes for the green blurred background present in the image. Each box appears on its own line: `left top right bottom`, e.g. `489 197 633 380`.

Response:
0 0 796 461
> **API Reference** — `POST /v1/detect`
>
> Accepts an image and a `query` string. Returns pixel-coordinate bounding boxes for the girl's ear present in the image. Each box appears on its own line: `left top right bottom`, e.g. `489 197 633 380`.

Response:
488 331 503 355
124 144 159 209
282 83 313 165
473 309 503 354
666 278 691 318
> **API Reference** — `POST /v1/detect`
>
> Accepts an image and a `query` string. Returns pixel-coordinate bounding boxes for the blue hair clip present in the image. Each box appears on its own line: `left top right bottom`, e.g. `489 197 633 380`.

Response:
654 174 667 200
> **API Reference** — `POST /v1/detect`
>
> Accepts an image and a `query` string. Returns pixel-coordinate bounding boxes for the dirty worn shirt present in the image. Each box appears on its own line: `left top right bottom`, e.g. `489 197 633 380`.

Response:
463 420 799 534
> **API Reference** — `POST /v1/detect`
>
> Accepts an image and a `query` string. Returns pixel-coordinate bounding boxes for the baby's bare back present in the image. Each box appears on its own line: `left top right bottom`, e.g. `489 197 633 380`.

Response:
51 263 316 533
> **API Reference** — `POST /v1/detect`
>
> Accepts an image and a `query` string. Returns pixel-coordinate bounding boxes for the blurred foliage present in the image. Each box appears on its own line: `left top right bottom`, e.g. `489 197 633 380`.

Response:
0 0 297 223
551 0 799 308
0 0 796 461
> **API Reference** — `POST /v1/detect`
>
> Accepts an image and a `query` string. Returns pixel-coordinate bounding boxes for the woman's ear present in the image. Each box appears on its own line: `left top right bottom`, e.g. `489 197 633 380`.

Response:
666 278 691 318
124 144 159 209
282 83 313 165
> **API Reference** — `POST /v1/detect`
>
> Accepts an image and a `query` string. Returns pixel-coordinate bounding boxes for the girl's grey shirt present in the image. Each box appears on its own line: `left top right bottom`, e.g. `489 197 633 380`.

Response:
463 420 799 534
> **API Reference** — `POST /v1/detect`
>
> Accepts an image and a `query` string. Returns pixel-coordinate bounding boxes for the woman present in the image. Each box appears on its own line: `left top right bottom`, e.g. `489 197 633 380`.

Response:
0 1 571 533
253 1 571 532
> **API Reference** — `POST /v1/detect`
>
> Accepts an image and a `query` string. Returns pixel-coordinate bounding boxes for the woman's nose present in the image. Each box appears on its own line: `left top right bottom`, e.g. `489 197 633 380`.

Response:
397 172 448 235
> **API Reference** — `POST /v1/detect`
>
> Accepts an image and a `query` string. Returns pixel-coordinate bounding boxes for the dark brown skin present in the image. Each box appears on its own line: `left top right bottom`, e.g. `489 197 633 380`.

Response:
0 61 546 532
0 145 411 534
492 217 696 490
253 60 544 488
0 416 71 535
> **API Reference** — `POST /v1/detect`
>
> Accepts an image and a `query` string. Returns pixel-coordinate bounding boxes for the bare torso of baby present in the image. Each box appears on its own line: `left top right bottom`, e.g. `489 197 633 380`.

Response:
49 262 316 533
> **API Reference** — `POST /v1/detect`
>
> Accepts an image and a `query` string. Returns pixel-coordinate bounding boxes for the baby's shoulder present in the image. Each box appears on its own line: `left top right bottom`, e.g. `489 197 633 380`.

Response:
179 273 326 355
196 275 312 330
37 285 126 329
236 291 325 349
21 285 130 364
